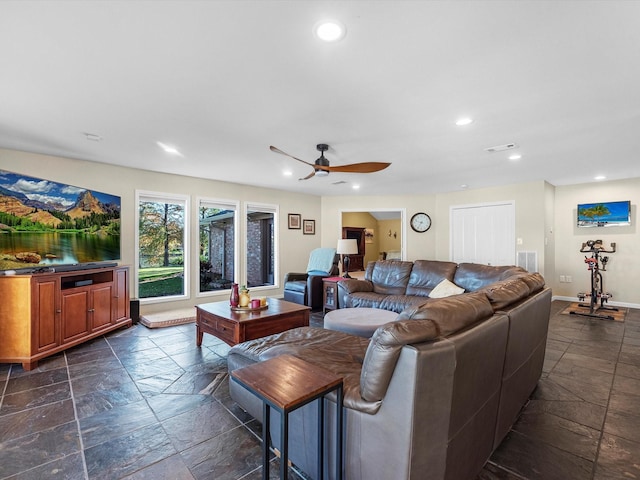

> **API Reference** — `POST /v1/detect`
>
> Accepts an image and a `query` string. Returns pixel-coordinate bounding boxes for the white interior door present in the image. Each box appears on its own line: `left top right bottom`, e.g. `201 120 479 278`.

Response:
451 202 515 266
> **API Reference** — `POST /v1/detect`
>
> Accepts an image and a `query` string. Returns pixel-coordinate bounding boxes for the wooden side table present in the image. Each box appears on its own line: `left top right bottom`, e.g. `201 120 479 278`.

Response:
231 354 344 480
322 276 344 313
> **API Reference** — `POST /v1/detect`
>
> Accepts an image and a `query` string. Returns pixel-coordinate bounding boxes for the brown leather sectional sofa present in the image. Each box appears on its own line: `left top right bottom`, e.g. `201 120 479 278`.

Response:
338 259 530 312
227 260 552 480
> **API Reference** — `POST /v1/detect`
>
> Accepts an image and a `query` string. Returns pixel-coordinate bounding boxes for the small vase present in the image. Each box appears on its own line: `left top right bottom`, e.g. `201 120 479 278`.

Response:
230 283 239 307
239 285 250 307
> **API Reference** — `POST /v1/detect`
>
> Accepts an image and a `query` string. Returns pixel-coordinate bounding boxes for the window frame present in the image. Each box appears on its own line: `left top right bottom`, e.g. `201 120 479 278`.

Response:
134 190 190 305
196 196 240 298
244 201 279 291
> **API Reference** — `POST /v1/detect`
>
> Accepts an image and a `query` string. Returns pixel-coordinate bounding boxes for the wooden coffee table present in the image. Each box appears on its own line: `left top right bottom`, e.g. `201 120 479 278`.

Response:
195 298 310 347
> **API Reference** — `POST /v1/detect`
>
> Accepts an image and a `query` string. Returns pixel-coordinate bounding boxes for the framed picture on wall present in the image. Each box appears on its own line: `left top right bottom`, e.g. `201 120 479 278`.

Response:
303 219 315 235
288 213 301 229
364 228 374 243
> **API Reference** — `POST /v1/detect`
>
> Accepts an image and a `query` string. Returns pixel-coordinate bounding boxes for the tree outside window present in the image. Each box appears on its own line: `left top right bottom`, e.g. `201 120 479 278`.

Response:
136 192 188 300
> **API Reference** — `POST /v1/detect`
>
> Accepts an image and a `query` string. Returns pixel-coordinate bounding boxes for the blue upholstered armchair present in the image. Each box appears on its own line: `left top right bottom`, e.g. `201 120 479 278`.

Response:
283 248 339 311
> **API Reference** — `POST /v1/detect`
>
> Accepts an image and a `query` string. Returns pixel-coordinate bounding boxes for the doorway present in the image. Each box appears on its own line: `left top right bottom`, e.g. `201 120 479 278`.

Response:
340 210 405 267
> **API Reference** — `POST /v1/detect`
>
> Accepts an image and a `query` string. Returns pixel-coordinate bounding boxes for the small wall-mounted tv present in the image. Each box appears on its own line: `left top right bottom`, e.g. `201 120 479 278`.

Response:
577 200 631 227
0 169 121 272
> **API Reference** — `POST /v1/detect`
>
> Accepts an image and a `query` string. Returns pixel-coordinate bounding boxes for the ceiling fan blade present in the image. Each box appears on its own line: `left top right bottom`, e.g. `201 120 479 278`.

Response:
298 170 317 181
326 162 391 174
269 145 315 167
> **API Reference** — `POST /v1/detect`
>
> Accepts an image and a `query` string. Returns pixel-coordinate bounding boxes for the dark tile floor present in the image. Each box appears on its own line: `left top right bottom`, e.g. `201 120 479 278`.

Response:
1 300 639 479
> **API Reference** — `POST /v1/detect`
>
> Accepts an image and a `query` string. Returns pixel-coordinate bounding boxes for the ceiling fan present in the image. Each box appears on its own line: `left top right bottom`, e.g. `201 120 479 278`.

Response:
270 144 391 180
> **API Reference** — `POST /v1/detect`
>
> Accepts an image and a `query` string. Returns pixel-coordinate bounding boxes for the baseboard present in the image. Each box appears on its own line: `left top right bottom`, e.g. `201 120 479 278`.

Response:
552 295 640 310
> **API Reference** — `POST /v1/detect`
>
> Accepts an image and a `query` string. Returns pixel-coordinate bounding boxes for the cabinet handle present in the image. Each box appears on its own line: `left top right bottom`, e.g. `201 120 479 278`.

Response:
88 309 95 312
56 309 62 314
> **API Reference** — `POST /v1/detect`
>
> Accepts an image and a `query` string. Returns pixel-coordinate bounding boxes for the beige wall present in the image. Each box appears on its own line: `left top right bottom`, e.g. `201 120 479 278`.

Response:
4 148 639 308
378 218 402 254
0 148 323 315
553 178 640 307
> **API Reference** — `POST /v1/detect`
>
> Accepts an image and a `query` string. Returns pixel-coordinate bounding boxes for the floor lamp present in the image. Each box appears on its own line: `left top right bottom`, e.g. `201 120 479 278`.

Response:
337 239 358 278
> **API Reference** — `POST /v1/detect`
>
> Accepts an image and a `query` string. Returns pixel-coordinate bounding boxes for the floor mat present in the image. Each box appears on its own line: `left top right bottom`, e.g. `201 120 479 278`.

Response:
140 307 196 328
561 302 627 321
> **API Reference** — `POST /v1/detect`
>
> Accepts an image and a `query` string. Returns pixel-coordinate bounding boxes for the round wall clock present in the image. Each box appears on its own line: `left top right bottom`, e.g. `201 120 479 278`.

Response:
410 212 432 233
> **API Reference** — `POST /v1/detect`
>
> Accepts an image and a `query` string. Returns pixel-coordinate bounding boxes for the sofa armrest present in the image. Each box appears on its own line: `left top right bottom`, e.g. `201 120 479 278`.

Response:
284 272 308 283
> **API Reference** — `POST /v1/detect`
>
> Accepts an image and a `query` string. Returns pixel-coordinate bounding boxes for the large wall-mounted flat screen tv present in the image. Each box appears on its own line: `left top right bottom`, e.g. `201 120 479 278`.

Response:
577 200 631 227
0 169 121 271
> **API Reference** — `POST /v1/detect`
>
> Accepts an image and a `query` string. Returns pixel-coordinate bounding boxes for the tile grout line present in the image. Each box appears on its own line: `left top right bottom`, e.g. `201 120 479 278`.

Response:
586 316 626 480
65 350 90 480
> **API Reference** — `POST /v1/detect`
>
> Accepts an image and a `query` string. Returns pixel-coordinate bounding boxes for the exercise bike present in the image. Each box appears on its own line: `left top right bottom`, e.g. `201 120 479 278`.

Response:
569 240 618 320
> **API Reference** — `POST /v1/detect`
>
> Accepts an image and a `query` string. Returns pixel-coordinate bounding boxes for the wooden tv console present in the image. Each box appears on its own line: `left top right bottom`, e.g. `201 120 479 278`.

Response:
0 265 131 370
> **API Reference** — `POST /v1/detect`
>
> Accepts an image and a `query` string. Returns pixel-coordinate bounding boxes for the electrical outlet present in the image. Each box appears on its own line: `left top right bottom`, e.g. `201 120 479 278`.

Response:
517 237 523 245
566 276 572 283
559 275 566 283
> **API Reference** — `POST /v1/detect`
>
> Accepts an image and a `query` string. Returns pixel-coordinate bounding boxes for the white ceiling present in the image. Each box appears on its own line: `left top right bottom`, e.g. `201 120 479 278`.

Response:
1 1 639 197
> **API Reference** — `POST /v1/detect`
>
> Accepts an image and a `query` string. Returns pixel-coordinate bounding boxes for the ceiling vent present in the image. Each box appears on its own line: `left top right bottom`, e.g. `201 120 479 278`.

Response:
332 180 348 185
484 143 517 153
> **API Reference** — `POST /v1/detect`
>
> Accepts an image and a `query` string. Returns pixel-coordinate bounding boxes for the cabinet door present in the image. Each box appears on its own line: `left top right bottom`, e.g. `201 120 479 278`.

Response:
113 267 130 323
61 290 90 343
33 276 60 352
91 284 113 331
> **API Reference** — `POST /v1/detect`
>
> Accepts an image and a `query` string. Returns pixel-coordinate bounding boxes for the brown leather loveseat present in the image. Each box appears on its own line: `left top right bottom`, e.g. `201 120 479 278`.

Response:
228 261 552 480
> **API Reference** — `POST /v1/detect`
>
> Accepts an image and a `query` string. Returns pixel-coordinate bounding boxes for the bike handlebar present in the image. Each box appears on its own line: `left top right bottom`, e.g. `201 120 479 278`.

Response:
580 241 616 254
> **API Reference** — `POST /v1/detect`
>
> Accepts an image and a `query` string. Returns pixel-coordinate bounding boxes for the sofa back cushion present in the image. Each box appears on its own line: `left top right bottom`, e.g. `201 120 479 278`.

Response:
405 260 458 297
365 260 413 295
453 263 527 292
360 291 494 402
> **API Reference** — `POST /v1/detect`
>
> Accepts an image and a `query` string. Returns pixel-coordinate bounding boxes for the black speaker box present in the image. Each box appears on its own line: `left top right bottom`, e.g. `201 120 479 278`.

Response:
130 299 140 324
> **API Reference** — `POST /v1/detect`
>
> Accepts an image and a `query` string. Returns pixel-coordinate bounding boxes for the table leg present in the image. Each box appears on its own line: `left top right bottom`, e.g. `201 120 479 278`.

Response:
263 403 270 480
318 397 325 480
336 384 344 480
281 410 289 479
196 325 203 347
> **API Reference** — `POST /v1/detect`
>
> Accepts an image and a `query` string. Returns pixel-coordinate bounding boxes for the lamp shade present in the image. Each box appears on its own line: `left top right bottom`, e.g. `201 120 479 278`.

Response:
337 239 358 255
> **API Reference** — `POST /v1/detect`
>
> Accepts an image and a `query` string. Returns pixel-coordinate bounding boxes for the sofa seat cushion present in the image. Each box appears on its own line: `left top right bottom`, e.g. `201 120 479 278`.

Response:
284 280 307 294
344 291 387 309
360 292 494 402
379 294 430 313
228 327 381 414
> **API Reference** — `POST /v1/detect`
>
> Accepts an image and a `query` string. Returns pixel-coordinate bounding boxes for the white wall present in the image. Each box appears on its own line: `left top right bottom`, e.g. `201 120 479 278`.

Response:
0 148 323 315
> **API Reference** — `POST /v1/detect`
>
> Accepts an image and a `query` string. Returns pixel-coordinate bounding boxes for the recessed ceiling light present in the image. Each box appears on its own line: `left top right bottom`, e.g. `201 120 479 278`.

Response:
283 170 292 177
314 20 346 42
352 184 360 190
157 142 183 156
594 175 606 181
460 184 468 189
508 154 522 161
455 117 473 126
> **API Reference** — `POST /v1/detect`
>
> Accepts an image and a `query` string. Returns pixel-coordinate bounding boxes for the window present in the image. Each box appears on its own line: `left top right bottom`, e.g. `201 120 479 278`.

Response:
246 203 277 288
198 197 238 294
135 191 189 302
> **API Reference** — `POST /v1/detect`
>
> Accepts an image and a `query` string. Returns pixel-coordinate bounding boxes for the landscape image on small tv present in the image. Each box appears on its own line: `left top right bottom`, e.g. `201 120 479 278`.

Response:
577 200 631 227
0 170 121 270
